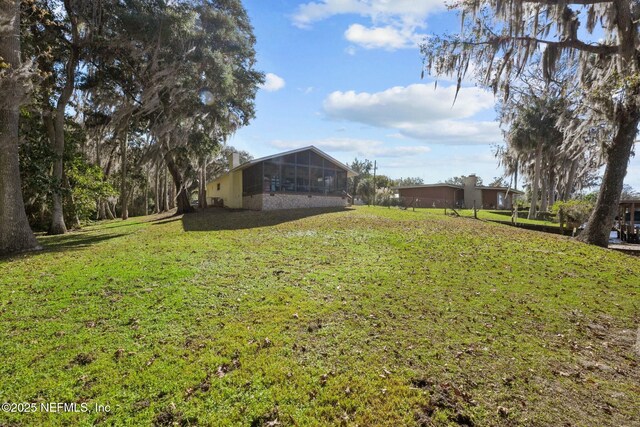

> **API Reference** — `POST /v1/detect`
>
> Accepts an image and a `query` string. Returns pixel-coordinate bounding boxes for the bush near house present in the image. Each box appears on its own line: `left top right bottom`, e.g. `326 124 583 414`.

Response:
553 200 595 231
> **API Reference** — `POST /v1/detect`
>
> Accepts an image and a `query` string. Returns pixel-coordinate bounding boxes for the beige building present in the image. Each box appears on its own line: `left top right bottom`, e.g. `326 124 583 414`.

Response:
206 146 357 211
206 152 244 208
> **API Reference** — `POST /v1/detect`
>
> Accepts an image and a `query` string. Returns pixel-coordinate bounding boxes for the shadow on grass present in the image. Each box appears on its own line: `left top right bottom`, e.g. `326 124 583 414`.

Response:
37 231 131 252
181 207 353 232
151 217 182 226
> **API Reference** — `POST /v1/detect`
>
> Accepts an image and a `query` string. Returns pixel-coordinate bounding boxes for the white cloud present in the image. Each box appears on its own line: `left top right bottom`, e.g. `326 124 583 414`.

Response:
345 24 421 50
344 45 357 55
324 84 493 122
395 120 501 144
260 73 286 92
323 84 501 145
292 0 444 29
270 137 431 158
298 86 315 95
292 0 445 51
386 133 406 139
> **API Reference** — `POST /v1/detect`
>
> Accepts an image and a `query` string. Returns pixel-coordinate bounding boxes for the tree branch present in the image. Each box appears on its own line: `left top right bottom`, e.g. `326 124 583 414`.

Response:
464 35 619 56
522 0 614 4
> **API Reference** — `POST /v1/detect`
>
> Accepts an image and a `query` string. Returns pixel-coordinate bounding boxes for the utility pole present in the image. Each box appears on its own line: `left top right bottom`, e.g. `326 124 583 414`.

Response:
372 160 377 206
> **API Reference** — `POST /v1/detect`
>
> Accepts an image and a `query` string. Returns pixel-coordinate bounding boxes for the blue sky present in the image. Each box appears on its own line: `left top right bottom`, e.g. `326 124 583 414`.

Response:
230 0 640 190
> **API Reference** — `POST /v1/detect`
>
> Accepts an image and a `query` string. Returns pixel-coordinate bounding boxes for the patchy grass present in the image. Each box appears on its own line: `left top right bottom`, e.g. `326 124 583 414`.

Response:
459 209 559 227
411 207 560 228
1 206 638 426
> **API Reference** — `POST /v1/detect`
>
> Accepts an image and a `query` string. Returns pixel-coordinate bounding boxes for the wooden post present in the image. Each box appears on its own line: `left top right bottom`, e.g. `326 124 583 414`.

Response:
632 203 637 242
473 200 477 219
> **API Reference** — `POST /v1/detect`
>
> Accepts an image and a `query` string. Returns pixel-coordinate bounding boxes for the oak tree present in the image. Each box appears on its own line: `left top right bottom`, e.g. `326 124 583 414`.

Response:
422 0 640 247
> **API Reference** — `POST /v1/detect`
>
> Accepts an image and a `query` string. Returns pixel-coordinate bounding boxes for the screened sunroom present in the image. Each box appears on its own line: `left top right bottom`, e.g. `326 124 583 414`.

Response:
241 149 351 197
206 146 357 211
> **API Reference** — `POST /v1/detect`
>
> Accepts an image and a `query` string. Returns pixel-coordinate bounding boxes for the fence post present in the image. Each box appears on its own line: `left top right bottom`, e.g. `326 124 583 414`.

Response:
473 200 477 219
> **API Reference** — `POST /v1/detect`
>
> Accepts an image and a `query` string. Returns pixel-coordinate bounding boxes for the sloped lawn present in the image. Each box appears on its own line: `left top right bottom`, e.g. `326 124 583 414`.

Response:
1 206 638 426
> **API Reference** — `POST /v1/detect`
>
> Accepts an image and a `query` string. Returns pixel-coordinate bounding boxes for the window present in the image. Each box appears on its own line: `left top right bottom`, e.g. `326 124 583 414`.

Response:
267 156 282 165
242 163 262 196
323 160 337 171
281 164 296 192
217 183 221 191
296 165 309 192
310 167 323 193
282 153 296 164
336 170 347 194
263 161 280 192
310 151 324 167
324 169 336 194
242 152 348 196
296 151 309 165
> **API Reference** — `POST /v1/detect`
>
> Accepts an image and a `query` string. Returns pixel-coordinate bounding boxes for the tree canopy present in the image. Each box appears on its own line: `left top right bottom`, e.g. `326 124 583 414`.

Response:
422 0 640 247
0 0 263 255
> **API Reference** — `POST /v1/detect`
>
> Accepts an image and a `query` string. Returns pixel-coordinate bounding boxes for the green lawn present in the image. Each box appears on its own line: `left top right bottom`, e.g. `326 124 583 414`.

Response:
1 206 638 426
414 207 560 228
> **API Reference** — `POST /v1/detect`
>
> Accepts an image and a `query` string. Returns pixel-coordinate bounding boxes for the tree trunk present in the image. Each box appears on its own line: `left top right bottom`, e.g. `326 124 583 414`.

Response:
198 159 208 209
562 159 578 201
153 165 158 214
97 199 105 220
0 0 40 255
168 179 176 210
547 169 556 208
160 168 167 212
578 107 640 247
165 154 195 215
120 130 129 220
162 168 168 212
48 6 79 235
64 172 80 229
539 167 549 213
96 145 116 221
528 143 543 220
144 166 149 216
105 201 115 220
49 106 68 234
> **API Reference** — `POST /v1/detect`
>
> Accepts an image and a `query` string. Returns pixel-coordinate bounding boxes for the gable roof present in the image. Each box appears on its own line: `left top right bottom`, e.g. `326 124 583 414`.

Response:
231 145 358 177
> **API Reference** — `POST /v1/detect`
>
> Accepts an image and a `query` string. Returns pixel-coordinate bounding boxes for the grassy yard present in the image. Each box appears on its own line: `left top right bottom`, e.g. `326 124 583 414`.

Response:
413 208 560 228
1 206 638 426
458 209 558 227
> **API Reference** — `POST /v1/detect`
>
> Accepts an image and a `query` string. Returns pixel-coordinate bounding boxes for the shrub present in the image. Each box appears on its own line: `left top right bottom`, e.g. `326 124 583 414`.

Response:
552 200 594 230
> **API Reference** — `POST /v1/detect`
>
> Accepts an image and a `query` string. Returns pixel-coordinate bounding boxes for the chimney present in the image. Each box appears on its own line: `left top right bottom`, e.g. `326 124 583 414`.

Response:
463 174 478 188
463 174 480 210
228 152 240 170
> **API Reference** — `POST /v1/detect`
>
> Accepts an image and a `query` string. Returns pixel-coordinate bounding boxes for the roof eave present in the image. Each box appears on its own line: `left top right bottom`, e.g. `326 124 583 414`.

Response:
230 145 358 176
